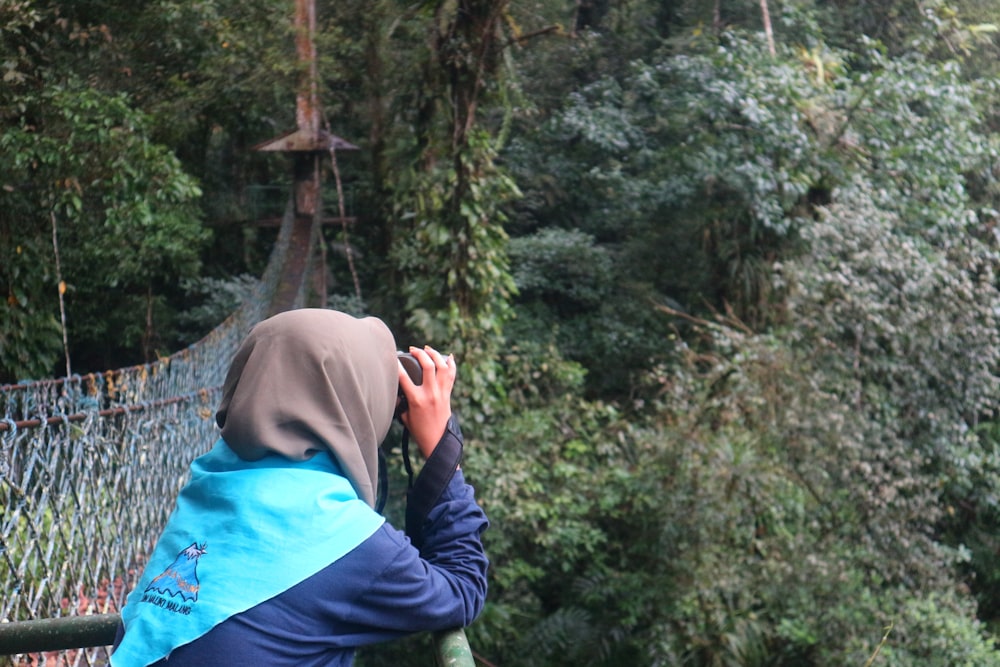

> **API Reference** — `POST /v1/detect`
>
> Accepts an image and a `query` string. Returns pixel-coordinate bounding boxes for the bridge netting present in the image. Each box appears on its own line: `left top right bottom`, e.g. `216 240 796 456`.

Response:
0 207 297 665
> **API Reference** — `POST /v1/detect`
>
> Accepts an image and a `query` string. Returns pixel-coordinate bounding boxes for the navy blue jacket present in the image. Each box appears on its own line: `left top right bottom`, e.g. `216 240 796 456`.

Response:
115 422 488 666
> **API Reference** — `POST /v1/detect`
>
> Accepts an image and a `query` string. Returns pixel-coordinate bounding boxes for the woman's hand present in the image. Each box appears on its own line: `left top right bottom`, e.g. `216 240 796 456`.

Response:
397 346 456 458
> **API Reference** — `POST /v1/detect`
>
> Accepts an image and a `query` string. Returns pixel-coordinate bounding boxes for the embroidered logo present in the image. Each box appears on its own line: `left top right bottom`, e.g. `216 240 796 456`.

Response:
140 542 206 615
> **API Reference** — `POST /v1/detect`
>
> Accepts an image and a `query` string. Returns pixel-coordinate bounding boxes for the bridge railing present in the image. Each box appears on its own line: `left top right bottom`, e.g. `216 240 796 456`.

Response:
0 614 475 667
0 205 293 666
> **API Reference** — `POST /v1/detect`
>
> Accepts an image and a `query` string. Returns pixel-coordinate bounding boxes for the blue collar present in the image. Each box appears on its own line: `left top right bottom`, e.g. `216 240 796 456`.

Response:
113 439 384 666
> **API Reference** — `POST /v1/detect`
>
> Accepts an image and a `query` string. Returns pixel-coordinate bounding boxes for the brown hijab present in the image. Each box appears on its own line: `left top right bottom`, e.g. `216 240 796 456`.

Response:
215 308 398 508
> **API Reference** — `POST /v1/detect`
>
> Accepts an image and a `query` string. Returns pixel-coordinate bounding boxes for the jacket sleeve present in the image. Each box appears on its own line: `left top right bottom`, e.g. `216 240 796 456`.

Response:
332 416 489 638
405 414 465 547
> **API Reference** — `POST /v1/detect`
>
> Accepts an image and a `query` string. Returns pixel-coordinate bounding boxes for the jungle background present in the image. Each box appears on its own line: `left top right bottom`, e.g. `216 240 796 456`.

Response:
4 0 1000 664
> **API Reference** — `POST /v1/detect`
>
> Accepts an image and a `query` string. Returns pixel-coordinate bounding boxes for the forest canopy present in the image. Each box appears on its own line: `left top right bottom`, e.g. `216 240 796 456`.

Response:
3 0 1000 664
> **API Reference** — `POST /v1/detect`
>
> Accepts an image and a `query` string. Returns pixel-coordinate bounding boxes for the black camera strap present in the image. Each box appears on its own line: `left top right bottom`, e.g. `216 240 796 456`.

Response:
374 426 415 516
401 427 416 488
403 416 463 547
375 446 389 515
380 418 463 547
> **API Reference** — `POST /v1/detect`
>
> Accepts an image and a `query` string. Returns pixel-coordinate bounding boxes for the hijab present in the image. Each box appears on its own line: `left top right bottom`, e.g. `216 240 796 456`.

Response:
113 309 397 666
215 308 398 508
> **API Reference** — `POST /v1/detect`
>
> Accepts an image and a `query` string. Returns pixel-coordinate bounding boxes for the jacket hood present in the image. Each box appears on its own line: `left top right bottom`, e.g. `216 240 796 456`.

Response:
215 308 398 508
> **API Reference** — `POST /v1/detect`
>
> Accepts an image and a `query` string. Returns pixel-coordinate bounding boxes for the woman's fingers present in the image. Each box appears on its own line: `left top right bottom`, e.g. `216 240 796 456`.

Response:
400 345 455 457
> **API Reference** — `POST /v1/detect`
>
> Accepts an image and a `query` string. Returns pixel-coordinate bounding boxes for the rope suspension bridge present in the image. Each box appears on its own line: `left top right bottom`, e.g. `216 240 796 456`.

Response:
0 5 475 663
0 205 288 665
0 197 290 658
0 192 475 665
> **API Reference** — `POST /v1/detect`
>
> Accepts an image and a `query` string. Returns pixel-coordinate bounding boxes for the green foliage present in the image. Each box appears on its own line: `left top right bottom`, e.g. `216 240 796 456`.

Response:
845 47 996 234
174 274 260 344
508 33 835 330
474 19 1000 661
0 239 63 382
506 24 1000 362
0 82 207 377
877 594 1000 666
473 282 998 664
949 419 1000 635
379 0 522 421
507 227 677 398
783 182 1000 495
391 134 519 418
6 0 1000 664
510 228 613 311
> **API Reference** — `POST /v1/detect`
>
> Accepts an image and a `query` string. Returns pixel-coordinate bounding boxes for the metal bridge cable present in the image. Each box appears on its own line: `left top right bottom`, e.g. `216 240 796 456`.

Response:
322 112 362 301
49 209 72 379
0 389 221 432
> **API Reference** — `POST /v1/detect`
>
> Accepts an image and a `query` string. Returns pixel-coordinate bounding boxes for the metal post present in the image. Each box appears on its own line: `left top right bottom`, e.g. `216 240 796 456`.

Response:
0 614 119 655
434 627 476 667
0 615 476 667
253 0 361 313
288 0 324 311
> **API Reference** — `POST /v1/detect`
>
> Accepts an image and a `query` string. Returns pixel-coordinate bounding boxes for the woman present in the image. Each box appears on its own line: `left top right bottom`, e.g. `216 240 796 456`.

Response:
112 308 488 666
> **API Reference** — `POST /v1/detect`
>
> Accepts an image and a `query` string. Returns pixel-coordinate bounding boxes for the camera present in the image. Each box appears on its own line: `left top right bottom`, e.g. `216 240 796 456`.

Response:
395 351 422 419
397 351 423 387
